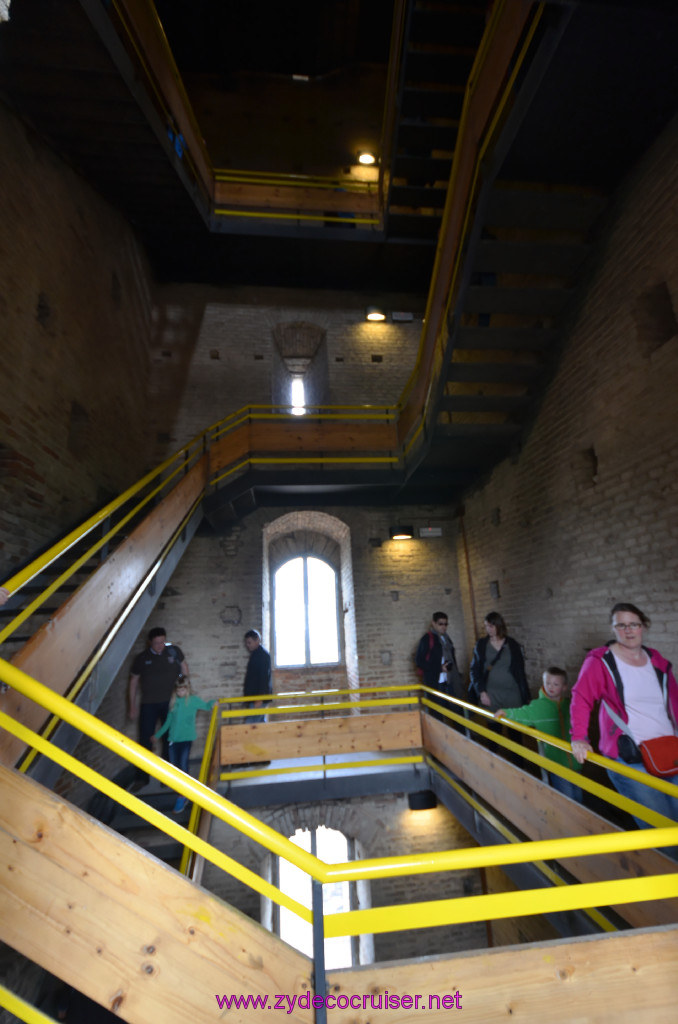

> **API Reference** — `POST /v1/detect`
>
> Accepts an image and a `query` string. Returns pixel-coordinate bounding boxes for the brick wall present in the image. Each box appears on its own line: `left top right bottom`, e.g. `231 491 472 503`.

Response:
63 503 465 820
71 502 464 782
456 114 678 692
149 285 422 461
121 504 464 706
0 101 155 576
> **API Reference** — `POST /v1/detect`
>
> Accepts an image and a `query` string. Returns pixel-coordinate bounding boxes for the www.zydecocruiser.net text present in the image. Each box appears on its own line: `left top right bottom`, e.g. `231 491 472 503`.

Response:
215 992 463 1012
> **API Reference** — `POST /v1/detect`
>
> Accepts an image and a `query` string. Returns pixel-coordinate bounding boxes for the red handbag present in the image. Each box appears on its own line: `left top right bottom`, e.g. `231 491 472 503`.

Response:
640 736 678 778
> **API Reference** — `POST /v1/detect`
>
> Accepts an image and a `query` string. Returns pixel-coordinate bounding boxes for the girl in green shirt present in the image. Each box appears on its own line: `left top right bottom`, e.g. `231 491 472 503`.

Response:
153 679 215 813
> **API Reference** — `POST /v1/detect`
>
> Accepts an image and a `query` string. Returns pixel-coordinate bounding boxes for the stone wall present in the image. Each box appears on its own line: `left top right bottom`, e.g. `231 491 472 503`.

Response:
455 114 678 688
0 101 156 576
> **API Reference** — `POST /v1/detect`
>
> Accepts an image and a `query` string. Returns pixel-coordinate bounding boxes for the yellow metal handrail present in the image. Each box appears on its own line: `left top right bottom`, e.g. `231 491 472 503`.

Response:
220 695 418 718
0 401 397 617
424 690 678 827
0 0 546 628
180 694 226 877
17 494 204 777
213 168 376 194
428 755 618 934
220 756 424 783
1 657 678 944
0 983 58 1024
0 435 205 641
0 659 319 902
325 874 678 938
397 0 545 452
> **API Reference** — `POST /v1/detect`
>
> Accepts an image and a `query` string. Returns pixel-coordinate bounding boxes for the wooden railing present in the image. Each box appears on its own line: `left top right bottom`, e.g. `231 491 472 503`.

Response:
2 667 678 1022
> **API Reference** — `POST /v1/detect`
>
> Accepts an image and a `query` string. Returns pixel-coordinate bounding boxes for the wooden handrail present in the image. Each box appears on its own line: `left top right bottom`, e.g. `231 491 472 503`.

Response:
0 460 207 767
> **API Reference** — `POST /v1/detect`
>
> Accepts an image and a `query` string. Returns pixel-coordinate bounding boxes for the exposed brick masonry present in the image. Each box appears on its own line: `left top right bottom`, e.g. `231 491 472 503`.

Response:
456 113 678 686
0 101 155 574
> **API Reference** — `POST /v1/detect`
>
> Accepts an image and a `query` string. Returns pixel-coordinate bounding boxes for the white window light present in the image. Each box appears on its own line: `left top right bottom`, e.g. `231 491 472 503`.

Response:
279 827 353 968
290 375 306 416
274 556 339 667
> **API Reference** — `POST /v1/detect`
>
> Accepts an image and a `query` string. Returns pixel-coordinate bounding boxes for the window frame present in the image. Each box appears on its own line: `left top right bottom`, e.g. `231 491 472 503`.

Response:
268 826 373 969
273 554 342 669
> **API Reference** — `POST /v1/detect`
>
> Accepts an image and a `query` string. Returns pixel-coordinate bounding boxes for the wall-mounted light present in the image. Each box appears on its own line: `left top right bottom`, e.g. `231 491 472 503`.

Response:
407 790 437 810
357 151 376 165
366 306 386 322
389 525 413 540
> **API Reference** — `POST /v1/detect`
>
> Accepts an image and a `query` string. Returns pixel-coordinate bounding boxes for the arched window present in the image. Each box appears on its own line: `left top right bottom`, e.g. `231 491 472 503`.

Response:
279 827 352 968
262 511 359 689
269 826 373 969
274 556 339 667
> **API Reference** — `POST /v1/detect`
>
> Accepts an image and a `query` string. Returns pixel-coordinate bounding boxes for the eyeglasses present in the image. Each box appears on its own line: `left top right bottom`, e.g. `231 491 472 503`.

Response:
612 622 643 631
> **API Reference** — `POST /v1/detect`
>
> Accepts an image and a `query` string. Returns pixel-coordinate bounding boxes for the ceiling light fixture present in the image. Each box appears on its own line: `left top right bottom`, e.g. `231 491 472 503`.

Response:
389 525 414 540
366 306 385 322
357 151 376 165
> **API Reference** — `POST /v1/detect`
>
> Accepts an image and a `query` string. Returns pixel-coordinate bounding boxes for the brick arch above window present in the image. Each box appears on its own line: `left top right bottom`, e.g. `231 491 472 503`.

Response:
262 511 359 690
268 529 340 574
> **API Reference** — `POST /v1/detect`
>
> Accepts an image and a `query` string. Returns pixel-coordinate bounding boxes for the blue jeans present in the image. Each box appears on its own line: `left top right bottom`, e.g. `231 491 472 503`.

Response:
607 760 678 858
168 740 191 775
245 700 266 724
548 772 582 803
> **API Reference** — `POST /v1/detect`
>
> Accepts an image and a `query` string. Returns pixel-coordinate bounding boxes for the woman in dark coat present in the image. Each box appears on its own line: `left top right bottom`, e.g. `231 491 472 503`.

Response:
468 611 530 711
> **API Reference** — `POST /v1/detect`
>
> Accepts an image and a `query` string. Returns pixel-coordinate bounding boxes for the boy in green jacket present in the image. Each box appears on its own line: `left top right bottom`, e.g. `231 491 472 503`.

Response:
496 667 582 802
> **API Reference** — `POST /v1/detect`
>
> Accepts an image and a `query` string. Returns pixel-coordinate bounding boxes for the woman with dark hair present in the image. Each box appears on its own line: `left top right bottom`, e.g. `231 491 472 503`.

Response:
468 611 530 711
570 602 678 827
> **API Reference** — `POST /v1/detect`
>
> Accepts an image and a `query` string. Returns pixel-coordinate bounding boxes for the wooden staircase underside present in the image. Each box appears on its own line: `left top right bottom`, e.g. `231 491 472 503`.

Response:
3 708 678 1022
2 764 678 1024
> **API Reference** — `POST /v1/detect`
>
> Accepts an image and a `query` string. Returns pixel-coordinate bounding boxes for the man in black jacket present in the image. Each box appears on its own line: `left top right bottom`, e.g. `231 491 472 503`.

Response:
243 628 271 723
416 612 464 720
128 626 189 786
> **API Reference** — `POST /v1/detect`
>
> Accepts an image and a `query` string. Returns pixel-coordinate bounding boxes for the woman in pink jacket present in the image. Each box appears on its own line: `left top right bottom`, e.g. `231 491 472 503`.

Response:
570 602 678 833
